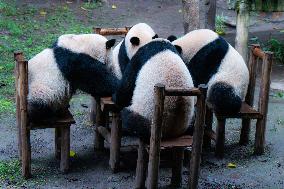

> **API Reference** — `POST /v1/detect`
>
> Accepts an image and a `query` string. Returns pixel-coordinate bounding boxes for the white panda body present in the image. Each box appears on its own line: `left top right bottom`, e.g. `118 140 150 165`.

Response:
113 39 194 138
171 29 249 114
28 34 118 120
28 48 71 112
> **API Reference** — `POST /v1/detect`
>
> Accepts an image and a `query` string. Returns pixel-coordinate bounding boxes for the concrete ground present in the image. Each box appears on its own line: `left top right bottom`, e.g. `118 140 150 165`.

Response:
0 0 284 188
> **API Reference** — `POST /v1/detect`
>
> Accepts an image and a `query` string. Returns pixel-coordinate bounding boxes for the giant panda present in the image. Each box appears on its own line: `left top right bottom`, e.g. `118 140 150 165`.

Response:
112 38 195 139
111 23 158 79
168 29 249 114
28 34 117 120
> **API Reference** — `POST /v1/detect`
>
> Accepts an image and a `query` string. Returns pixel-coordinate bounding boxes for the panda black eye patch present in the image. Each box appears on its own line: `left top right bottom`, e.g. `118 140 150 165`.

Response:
130 37 140 46
106 39 116 49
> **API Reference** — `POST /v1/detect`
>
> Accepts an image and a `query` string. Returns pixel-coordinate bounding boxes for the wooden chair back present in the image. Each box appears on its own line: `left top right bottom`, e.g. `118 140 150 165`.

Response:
147 84 207 189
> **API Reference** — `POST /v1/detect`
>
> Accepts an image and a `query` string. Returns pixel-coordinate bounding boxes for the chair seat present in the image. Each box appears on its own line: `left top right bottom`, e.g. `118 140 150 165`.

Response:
159 135 193 150
215 102 263 119
29 110 75 129
100 97 121 112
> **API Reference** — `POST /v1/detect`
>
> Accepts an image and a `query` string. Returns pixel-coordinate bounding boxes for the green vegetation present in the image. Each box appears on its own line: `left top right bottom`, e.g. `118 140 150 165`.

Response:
266 39 284 64
0 159 23 186
0 0 95 115
215 14 226 35
82 0 102 10
250 37 284 65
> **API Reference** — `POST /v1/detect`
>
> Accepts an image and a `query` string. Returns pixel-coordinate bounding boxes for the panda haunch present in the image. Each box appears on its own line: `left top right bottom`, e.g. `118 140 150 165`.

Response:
28 34 117 120
170 29 249 114
113 39 194 139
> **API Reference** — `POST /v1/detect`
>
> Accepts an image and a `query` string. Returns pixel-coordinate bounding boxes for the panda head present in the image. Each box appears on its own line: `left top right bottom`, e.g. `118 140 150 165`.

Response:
125 23 158 59
57 34 116 65
167 35 183 55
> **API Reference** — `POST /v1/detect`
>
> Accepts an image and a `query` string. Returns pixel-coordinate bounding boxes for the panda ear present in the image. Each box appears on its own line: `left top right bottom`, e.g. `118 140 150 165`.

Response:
130 37 140 46
167 35 177 42
174 45 182 54
106 39 116 49
152 34 158 39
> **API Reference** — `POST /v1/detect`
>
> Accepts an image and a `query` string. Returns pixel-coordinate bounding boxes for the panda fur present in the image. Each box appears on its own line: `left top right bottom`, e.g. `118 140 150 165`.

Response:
112 23 158 79
113 38 195 139
28 34 117 120
169 29 249 114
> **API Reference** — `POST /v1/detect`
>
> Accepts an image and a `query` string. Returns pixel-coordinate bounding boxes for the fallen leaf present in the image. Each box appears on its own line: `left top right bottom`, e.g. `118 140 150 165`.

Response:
70 150 76 158
40 10 47 16
112 5 117 9
227 162 236 168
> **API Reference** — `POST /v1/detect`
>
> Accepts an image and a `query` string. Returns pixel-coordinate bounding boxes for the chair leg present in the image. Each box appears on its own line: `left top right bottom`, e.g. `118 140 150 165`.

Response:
254 118 265 155
171 148 184 187
60 126 70 173
109 112 122 173
94 98 105 150
135 139 148 189
55 128 61 160
18 125 22 160
215 118 226 158
21 127 31 179
203 107 213 149
239 118 251 145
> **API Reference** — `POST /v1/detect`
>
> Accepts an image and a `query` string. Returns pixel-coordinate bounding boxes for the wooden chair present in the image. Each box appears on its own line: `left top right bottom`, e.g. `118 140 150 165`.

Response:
133 84 207 189
14 52 75 178
90 27 131 172
204 44 274 158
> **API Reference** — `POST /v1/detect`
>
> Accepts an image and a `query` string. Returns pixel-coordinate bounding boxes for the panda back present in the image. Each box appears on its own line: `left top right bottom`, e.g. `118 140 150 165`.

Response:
28 48 71 109
130 50 195 137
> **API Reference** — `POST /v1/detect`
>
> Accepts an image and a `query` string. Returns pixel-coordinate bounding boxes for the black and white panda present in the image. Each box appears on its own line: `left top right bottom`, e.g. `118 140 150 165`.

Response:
168 29 249 114
28 34 117 120
112 38 195 139
111 23 158 79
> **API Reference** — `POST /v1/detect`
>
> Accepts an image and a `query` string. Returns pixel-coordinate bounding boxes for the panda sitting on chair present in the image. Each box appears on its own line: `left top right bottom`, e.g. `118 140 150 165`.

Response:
112 38 195 139
28 34 117 121
168 29 249 115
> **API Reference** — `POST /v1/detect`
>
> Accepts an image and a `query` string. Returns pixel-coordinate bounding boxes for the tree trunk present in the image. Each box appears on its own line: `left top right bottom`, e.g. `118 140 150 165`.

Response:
182 0 216 33
235 0 250 64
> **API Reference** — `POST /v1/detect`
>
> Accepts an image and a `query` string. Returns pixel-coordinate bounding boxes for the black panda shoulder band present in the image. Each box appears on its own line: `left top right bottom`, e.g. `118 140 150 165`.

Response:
187 36 229 87
113 40 179 107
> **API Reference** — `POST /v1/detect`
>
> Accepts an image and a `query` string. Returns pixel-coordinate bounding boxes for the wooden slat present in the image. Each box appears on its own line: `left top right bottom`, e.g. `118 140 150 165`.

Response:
146 84 165 189
94 27 131 36
159 135 193 149
100 97 121 112
165 88 201 96
29 110 75 129
216 102 262 119
255 51 273 155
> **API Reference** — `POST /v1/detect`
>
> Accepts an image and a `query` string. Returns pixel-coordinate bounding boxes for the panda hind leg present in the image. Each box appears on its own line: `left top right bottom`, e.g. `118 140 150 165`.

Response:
121 108 151 143
207 82 242 114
